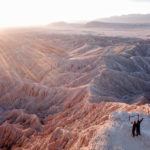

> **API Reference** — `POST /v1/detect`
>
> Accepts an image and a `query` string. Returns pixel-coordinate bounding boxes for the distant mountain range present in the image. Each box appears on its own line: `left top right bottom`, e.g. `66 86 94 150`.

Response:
98 14 150 24
85 21 150 29
49 14 150 29
49 21 83 27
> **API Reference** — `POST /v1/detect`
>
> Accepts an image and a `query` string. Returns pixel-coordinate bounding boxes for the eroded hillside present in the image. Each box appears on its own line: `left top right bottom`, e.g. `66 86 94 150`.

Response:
0 28 150 150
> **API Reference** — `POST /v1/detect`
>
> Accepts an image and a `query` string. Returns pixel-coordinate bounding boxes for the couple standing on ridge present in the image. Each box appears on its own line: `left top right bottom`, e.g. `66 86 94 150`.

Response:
131 115 144 137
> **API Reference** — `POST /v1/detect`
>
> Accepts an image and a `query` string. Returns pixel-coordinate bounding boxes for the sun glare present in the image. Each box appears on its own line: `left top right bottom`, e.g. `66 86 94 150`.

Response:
0 0 150 27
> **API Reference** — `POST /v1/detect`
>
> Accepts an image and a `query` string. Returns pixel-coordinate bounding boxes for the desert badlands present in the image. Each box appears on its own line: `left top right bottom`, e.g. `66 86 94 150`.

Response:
0 25 150 150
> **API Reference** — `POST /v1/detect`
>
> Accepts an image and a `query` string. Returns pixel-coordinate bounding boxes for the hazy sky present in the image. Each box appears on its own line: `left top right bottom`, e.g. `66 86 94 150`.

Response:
0 0 150 27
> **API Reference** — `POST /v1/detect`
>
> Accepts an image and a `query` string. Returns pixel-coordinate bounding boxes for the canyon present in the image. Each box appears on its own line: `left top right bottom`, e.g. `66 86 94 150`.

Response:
0 27 150 150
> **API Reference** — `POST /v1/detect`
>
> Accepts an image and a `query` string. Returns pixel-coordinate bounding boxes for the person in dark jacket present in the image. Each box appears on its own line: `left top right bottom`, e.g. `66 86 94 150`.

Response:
136 118 144 136
132 121 137 137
